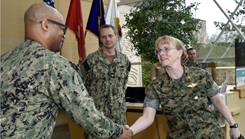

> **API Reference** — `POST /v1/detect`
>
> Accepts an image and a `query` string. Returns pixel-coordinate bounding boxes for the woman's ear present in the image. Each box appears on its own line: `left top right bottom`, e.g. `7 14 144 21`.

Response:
178 49 183 58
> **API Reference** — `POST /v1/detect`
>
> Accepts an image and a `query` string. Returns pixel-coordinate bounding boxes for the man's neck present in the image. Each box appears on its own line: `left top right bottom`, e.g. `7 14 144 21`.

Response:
189 60 196 64
102 47 116 56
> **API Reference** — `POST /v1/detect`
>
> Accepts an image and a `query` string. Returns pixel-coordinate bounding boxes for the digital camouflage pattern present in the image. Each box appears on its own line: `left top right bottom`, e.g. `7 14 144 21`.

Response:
80 49 131 139
184 60 206 69
0 40 123 139
144 66 225 139
69 61 82 77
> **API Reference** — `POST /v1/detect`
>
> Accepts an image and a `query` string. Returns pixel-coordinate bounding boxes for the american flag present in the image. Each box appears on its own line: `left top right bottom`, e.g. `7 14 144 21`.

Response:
43 0 55 8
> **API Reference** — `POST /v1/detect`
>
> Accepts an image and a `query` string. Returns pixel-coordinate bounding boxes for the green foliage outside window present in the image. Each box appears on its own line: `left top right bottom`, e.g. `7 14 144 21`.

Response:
142 64 152 87
123 0 202 63
123 0 202 86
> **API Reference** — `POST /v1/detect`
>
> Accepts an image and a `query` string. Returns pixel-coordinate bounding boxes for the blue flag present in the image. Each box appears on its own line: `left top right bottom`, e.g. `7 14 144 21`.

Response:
44 0 55 8
86 0 105 47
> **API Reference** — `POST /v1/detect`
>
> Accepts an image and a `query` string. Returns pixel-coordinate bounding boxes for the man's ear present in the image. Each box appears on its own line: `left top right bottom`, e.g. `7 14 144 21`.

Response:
40 20 49 32
116 34 118 40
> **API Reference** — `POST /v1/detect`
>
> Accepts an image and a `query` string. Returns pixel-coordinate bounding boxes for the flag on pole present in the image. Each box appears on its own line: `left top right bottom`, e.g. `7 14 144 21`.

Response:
105 0 123 53
66 0 86 65
44 0 55 8
86 0 105 48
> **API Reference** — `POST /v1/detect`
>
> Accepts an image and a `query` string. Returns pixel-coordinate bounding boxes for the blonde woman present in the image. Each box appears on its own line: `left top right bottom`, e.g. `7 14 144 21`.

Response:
129 35 241 139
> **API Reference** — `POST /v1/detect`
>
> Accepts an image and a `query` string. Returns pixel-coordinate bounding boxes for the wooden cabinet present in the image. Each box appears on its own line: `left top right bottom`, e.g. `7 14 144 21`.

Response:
126 103 168 139
66 89 245 139
66 103 168 139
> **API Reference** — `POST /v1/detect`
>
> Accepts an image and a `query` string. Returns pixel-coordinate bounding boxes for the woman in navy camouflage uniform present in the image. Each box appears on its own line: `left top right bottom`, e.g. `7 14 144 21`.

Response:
129 36 241 139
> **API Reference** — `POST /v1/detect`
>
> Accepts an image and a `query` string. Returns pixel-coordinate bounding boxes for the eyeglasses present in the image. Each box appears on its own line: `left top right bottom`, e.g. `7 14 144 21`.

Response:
157 47 179 53
39 19 68 35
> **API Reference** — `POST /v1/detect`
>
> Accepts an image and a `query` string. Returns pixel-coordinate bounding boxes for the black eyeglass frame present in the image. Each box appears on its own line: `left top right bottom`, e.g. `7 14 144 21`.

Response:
39 19 68 35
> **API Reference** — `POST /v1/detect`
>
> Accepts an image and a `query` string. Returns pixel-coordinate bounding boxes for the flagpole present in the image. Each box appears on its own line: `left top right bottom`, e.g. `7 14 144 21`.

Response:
99 0 102 49
113 0 122 52
99 0 102 28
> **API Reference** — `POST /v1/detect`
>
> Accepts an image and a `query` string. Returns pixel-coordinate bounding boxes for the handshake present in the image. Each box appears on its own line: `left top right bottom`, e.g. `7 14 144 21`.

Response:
118 125 134 139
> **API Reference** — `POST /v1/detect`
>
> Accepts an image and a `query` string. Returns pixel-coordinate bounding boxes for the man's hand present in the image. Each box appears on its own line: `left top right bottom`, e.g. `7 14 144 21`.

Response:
117 125 134 139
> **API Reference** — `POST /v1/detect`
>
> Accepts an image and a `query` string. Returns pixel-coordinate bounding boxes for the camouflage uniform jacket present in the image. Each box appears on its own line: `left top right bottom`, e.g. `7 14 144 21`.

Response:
144 66 224 139
0 40 123 139
80 49 131 125
150 62 165 78
184 60 206 69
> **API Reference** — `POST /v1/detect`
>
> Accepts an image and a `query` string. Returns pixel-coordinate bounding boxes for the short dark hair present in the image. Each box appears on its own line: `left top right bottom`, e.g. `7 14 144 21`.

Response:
187 48 195 54
99 24 117 35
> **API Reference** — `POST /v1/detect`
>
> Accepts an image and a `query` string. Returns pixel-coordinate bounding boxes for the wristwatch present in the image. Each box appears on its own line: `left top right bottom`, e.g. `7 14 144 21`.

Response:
230 123 238 128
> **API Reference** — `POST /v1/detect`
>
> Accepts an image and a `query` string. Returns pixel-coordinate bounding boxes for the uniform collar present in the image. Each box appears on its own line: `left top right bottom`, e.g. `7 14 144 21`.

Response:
155 62 162 67
98 49 121 65
24 39 45 49
187 60 199 65
158 65 192 87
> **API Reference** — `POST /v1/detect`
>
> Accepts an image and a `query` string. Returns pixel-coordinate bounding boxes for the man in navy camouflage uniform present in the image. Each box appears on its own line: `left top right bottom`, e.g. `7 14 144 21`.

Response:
80 24 131 139
0 3 133 139
128 36 241 139
184 48 206 69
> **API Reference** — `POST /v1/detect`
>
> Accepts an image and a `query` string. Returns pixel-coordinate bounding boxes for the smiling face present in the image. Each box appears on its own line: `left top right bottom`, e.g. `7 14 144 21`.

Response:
48 12 66 52
155 36 184 68
24 3 66 52
157 42 181 67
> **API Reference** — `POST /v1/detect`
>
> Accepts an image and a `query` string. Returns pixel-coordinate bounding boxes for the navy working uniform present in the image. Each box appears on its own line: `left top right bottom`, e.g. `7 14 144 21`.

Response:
80 49 131 139
0 40 123 139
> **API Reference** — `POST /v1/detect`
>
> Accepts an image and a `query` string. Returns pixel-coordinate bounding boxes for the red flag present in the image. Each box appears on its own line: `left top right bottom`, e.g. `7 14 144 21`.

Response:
66 0 86 65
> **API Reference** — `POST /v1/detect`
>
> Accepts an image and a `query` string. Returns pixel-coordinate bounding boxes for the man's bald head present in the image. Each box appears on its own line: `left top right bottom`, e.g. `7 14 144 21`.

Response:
24 3 66 52
24 3 57 26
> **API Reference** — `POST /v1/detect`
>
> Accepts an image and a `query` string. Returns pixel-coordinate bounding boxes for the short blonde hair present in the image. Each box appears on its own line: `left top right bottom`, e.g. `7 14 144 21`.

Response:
155 35 188 63
155 35 184 51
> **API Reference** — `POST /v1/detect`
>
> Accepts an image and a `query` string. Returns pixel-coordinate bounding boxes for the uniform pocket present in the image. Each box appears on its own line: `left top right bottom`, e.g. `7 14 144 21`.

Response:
188 88 209 111
160 97 179 115
116 64 128 79
116 70 127 79
93 66 108 79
